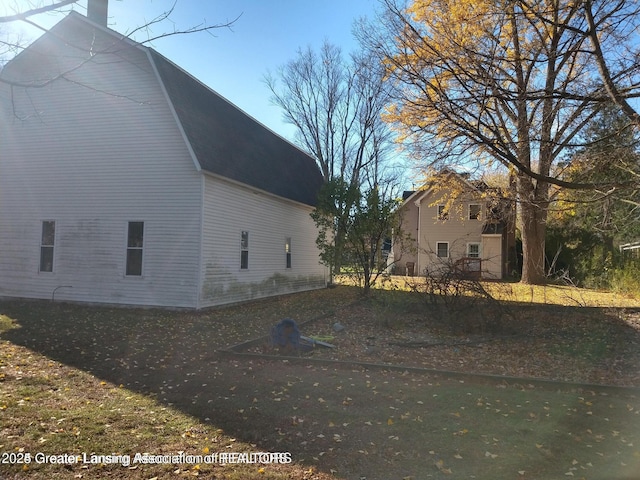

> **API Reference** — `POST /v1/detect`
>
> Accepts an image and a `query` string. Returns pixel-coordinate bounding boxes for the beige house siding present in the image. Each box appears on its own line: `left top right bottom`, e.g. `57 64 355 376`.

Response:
481 235 503 279
392 198 420 275
416 189 485 276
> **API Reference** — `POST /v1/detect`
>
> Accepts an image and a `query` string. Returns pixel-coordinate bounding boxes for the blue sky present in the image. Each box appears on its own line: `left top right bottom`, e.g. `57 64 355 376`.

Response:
4 0 379 141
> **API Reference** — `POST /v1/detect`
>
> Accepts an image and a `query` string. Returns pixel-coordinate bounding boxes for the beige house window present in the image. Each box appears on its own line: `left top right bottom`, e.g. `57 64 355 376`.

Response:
436 242 449 258
467 243 481 258
437 204 448 220
469 204 482 220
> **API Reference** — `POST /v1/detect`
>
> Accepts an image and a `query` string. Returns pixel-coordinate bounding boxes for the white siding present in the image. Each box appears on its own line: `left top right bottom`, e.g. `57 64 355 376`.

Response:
0 29 202 307
199 175 326 307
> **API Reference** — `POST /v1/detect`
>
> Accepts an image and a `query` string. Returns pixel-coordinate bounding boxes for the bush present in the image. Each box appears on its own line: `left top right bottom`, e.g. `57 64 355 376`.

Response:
608 258 640 295
406 262 511 335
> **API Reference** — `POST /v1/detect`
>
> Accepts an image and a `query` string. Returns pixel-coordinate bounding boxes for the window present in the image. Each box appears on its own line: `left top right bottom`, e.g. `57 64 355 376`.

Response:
467 243 481 258
437 205 448 221
285 237 292 269
126 221 144 276
469 204 482 220
39 221 55 272
240 231 249 269
436 242 449 258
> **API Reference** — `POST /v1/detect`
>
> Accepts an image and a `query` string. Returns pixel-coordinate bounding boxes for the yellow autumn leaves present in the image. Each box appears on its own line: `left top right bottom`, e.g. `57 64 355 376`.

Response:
407 0 494 49
383 0 574 147
384 0 501 137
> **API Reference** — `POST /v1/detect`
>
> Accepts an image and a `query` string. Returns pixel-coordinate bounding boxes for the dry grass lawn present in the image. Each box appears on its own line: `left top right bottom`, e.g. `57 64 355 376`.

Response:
1 282 639 479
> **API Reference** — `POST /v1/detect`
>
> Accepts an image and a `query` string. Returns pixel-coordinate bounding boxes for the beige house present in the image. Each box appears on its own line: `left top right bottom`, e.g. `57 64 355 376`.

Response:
390 171 516 280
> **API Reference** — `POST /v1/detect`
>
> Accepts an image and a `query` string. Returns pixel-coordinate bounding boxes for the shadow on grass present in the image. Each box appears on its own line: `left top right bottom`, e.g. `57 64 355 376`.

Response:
2 287 640 479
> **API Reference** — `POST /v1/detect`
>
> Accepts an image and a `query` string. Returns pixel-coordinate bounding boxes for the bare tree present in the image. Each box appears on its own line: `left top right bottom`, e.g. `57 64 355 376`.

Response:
1 1 76 27
265 42 392 186
265 41 396 277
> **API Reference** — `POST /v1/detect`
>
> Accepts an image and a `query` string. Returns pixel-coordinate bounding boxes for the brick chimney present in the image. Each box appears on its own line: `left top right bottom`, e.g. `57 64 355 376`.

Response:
87 0 108 26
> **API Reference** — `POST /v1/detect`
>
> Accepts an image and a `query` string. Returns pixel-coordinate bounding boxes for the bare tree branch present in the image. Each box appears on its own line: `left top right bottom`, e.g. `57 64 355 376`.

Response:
0 1 238 92
583 0 640 127
0 0 77 23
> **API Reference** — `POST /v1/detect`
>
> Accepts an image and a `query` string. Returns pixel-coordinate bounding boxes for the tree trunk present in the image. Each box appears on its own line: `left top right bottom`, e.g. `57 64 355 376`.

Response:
518 174 548 285
362 264 372 295
520 201 547 284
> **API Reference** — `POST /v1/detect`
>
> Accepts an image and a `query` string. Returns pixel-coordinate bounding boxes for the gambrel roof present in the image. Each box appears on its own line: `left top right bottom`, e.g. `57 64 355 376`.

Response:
2 12 324 207
149 50 324 207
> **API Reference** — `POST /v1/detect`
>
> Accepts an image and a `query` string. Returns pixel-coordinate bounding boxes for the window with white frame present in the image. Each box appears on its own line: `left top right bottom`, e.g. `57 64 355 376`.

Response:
240 231 249 269
285 237 292 269
436 242 449 258
39 220 55 272
437 204 448 220
469 204 482 220
126 221 144 276
467 242 481 258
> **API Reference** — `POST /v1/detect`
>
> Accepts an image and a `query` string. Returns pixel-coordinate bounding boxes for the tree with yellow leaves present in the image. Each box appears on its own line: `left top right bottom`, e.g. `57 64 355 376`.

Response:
361 0 640 284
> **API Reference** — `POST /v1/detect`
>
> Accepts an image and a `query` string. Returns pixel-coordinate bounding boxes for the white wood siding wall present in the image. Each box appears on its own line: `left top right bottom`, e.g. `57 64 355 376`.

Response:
199 175 326 307
0 33 202 307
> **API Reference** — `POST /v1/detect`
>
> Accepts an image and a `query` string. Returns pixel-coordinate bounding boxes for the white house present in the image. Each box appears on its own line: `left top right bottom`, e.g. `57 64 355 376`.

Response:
391 170 516 279
0 9 327 308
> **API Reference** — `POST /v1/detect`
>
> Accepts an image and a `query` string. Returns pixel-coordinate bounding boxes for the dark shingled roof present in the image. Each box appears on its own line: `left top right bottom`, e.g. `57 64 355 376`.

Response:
148 50 324 207
402 190 416 201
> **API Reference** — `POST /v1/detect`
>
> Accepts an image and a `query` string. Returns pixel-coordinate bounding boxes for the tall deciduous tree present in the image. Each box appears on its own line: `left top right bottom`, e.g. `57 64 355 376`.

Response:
265 41 395 277
363 0 640 284
581 0 640 131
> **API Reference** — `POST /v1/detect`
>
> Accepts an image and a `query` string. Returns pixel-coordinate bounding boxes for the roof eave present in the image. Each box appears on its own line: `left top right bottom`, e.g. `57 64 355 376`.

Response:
146 48 202 173
201 169 317 209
